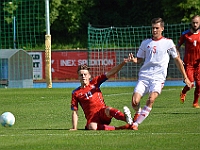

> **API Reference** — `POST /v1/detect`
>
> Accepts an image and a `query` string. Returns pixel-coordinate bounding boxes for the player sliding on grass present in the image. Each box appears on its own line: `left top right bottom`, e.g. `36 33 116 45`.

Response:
127 17 192 130
70 59 133 130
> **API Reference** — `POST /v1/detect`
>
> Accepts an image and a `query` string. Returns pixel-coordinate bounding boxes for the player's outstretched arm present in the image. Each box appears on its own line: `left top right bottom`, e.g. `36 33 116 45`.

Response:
106 53 144 79
106 57 130 78
70 110 78 130
106 61 127 78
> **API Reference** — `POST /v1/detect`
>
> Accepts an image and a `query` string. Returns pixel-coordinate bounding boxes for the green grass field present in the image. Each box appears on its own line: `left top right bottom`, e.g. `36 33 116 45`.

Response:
0 87 200 150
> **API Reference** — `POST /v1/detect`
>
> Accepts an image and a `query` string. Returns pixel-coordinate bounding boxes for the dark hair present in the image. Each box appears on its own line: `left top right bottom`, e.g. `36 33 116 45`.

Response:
77 64 90 73
151 18 164 27
191 15 200 20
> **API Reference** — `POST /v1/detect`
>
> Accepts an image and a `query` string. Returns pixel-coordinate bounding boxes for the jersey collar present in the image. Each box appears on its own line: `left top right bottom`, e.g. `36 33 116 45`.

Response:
152 36 163 41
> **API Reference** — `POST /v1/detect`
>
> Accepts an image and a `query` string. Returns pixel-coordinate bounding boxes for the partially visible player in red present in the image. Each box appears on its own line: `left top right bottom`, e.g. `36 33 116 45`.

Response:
70 58 133 130
177 15 200 108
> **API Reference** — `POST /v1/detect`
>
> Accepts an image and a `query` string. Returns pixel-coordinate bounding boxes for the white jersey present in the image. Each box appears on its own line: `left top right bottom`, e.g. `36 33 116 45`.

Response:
137 37 178 81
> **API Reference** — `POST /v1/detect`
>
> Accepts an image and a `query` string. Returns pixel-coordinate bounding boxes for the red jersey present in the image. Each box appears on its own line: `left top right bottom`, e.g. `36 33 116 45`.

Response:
178 29 200 65
71 74 107 121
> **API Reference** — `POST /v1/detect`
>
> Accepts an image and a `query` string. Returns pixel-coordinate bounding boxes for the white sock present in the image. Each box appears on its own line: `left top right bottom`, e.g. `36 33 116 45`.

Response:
135 106 152 125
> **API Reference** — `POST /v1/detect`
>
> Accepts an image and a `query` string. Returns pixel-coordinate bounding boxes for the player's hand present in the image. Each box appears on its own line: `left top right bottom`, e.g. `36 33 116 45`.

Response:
124 53 136 63
124 53 134 63
184 78 193 89
128 53 137 63
128 53 134 61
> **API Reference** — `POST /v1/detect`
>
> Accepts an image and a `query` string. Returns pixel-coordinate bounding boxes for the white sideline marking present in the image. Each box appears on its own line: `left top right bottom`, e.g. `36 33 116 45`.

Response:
0 132 200 137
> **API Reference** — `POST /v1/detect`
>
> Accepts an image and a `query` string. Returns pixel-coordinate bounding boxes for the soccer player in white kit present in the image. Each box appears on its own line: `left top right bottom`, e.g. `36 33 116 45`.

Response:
126 18 192 130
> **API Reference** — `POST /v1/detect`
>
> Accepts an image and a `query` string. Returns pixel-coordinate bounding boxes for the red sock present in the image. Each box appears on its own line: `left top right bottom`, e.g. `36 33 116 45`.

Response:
97 124 115 130
182 85 190 94
109 108 126 122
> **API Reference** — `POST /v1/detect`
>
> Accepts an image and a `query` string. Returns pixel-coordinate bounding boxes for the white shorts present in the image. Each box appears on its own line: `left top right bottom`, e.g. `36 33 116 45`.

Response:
134 79 164 96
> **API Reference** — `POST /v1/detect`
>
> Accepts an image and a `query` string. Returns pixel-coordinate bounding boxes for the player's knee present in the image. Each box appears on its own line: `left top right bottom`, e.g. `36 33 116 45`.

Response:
132 93 142 107
132 98 139 107
88 123 97 130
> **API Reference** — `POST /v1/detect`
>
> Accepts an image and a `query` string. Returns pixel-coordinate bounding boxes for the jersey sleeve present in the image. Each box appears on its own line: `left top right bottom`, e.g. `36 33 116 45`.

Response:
168 40 178 58
71 91 78 111
137 40 146 58
91 74 108 87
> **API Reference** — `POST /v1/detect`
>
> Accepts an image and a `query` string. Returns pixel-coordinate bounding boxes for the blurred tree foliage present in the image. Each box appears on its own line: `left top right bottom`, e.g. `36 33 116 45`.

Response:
1 0 200 48
162 0 200 23
49 0 94 47
49 0 200 48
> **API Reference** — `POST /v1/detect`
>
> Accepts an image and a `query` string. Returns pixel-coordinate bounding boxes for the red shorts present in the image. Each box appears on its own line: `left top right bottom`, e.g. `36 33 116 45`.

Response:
86 107 112 129
185 63 200 81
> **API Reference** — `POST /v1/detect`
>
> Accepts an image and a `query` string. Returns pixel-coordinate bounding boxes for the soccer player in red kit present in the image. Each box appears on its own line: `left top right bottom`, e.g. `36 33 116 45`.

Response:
177 15 200 108
70 58 133 130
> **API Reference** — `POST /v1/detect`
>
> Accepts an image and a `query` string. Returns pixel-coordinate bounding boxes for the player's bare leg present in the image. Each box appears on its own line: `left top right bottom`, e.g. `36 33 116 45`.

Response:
131 92 158 130
132 93 142 122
